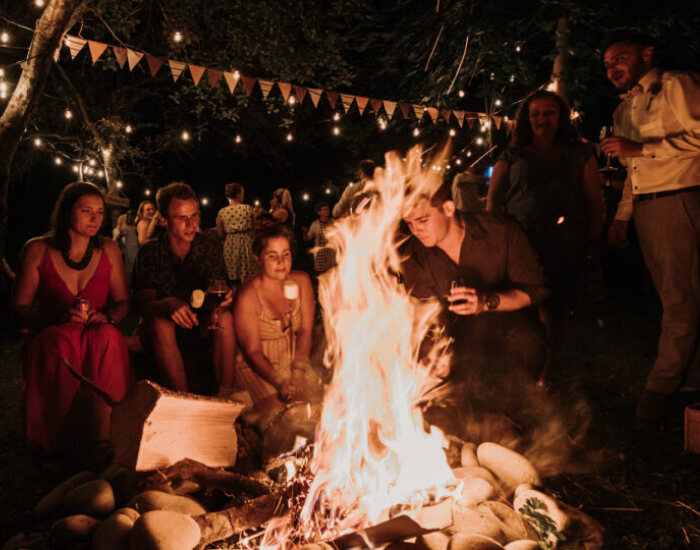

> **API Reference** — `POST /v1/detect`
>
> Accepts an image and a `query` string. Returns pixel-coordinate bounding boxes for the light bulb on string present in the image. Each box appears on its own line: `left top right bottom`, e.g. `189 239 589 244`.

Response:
201 197 209 206
0 32 9 44
455 158 462 166
446 164 451 170
116 180 123 188
64 109 73 120
302 193 310 202
125 124 133 134
412 128 420 137
181 130 190 141
0 68 4 77
458 90 465 98
325 188 331 195
72 165 79 173
466 150 473 157
33 137 41 147
285 132 294 142
233 70 240 79
97 170 104 178
54 157 62 165
378 118 387 131
449 128 456 137
515 44 522 52
494 99 502 107
35 0 45 6
234 134 242 144
288 95 296 106
332 112 341 122
332 126 340 136
475 137 484 145
88 158 96 166
254 200 260 207
509 74 516 83
173 31 182 43
144 189 151 196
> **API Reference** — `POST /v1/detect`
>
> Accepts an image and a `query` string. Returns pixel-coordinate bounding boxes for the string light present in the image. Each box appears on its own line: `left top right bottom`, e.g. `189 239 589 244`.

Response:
0 68 4 77
378 118 387 130
412 128 420 137
201 197 209 205
181 130 190 141
515 45 522 52
288 95 296 106
509 74 516 83
285 132 294 142
116 180 123 188
97 170 104 177
332 126 340 136
489 72 495 81
173 31 182 42
233 70 240 79
458 90 465 98
54 157 62 165
0 32 9 44
33 137 42 147
455 158 462 166
449 128 456 137
144 189 151 196
494 99 502 107
475 137 484 145
325 188 331 195
466 150 473 157
35 0 45 6
234 134 242 144
125 124 133 134
88 158 96 166
72 165 79 173
570 110 581 120
254 199 260 207
546 81 557 92
302 193 310 202
446 164 451 170
332 112 341 122
64 109 73 119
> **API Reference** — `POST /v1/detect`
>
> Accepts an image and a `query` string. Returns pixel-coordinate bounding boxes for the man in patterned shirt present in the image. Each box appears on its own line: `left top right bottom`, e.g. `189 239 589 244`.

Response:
602 31 700 427
133 182 236 393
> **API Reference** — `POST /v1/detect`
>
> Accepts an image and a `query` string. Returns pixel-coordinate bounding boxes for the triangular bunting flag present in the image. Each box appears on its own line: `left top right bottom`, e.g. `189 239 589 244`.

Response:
478 114 489 127
383 100 397 119
126 49 144 71
413 105 425 120
87 40 108 63
66 36 86 59
189 64 205 86
441 109 452 122
293 85 307 104
242 76 257 96
112 46 127 69
168 60 186 82
340 93 355 113
426 107 439 123
146 55 164 77
223 71 239 94
370 99 383 115
453 110 465 127
356 96 369 116
466 113 477 129
207 69 223 88
278 82 292 101
259 79 275 99
326 91 339 110
493 115 503 129
308 88 323 108
399 103 411 119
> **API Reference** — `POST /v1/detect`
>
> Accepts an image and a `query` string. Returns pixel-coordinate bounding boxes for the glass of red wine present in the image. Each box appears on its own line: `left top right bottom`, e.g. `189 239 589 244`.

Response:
206 279 228 330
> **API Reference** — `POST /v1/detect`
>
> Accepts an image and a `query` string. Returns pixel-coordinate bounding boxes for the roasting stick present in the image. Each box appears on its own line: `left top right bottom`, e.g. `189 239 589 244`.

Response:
469 145 498 168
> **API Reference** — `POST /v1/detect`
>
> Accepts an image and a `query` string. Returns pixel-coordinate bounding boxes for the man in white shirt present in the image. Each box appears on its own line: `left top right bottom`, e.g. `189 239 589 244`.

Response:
602 31 700 426
332 159 376 218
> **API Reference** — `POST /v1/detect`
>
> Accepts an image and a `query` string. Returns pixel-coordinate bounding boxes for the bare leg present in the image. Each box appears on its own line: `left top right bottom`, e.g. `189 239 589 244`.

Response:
145 316 188 391
213 308 236 390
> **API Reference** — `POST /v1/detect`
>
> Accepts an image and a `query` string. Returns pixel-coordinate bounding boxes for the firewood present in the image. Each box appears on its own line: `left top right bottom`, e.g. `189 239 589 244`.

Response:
144 458 270 497
193 490 287 546
110 380 245 471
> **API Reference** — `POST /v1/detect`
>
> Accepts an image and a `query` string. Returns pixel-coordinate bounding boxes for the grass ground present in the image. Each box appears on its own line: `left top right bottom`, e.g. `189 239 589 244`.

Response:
1 289 699 548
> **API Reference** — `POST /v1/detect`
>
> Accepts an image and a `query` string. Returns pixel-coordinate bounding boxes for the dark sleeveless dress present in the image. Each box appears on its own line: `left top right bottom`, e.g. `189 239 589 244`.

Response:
22 248 133 452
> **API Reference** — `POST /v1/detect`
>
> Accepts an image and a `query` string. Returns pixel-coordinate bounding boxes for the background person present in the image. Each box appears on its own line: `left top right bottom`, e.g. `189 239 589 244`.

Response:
135 200 162 245
303 201 336 276
11 182 132 466
216 182 256 285
332 159 376 218
487 89 603 385
113 209 139 281
601 31 700 427
270 188 296 226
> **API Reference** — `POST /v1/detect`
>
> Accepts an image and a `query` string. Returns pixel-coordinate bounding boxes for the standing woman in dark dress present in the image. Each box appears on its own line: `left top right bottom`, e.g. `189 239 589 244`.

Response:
487 90 603 385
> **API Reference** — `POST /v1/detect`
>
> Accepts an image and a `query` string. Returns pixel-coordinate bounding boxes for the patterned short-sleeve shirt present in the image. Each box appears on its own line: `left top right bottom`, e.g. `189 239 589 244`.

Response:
132 231 226 301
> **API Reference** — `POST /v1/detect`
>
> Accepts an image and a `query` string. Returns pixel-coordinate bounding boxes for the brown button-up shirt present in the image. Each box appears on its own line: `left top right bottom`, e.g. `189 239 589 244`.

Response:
400 212 549 308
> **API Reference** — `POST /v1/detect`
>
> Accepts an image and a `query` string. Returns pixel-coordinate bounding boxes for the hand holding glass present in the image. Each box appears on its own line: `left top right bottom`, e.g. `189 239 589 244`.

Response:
207 279 228 330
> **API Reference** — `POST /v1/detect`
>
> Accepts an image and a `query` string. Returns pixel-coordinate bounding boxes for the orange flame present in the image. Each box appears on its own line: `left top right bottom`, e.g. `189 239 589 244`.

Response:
293 147 457 540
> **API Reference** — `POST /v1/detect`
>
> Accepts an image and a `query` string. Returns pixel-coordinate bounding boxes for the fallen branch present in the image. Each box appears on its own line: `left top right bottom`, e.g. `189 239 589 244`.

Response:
194 489 287 546
145 458 270 497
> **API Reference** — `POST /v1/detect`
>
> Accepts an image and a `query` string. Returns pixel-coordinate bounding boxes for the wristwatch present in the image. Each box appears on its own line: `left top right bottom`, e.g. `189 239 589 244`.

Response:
483 293 500 311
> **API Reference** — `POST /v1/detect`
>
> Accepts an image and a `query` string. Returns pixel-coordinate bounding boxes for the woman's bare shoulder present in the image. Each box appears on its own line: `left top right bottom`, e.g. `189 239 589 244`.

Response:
235 278 260 305
21 237 50 260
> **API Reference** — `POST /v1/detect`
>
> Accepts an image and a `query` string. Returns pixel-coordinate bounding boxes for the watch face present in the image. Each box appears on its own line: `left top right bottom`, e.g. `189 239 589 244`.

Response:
486 293 500 310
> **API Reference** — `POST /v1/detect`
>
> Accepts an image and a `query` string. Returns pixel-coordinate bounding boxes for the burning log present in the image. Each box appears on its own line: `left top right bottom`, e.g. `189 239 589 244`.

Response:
143 458 271 497
193 489 288 547
110 380 245 471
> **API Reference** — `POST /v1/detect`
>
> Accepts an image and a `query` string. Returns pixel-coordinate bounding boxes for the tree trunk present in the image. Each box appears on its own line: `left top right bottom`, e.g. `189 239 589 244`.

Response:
0 0 91 259
551 15 571 106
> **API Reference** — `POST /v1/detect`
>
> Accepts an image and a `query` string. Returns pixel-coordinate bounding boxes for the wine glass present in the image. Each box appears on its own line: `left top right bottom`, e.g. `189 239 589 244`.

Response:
206 279 228 330
599 125 618 173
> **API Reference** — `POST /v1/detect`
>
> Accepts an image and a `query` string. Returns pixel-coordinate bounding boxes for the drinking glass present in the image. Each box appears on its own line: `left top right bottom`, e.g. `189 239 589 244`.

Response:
207 279 228 330
599 125 618 173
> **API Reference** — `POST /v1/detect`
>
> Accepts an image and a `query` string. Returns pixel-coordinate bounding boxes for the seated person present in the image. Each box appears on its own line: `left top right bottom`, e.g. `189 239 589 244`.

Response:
233 225 319 424
400 181 549 415
132 182 236 393
11 182 133 463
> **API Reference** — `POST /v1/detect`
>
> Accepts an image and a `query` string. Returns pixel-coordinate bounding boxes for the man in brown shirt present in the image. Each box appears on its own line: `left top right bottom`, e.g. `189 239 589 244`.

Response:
401 182 549 410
